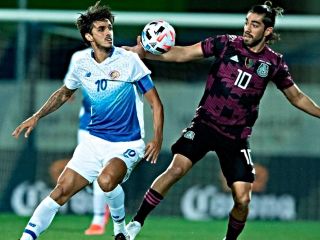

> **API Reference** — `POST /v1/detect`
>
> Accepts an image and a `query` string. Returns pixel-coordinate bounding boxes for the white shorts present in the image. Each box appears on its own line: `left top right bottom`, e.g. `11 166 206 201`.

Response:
77 129 90 144
66 133 145 183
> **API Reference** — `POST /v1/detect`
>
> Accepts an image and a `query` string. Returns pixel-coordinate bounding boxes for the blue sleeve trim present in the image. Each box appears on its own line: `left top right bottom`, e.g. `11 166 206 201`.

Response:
136 75 154 94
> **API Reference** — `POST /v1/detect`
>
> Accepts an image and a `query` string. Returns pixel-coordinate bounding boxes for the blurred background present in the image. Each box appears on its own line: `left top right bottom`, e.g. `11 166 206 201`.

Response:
0 0 320 221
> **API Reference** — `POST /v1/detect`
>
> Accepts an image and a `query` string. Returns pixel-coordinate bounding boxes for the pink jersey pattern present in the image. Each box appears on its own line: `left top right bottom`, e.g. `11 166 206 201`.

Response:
194 34 294 139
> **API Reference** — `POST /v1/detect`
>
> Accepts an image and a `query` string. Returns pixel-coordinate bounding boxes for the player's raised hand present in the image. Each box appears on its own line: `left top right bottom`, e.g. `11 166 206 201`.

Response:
12 115 39 139
144 138 162 164
122 36 146 59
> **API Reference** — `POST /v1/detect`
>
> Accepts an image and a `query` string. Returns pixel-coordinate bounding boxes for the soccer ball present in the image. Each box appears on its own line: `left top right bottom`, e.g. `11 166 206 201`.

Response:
141 20 176 55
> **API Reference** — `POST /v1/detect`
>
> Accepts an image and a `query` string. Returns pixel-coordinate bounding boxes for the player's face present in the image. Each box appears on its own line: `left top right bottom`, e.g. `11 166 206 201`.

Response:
243 12 272 48
89 19 114 50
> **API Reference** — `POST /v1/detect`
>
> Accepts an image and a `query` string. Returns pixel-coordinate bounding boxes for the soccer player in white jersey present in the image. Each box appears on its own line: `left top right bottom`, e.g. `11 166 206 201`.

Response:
65 52 111 235
12 2 164 240
78 88 111 235
78 92 111 236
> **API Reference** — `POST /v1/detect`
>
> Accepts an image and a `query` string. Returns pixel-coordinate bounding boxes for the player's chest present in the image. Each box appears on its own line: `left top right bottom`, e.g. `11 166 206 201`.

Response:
78 59 132 82
79 71 132 100
218 49 274 90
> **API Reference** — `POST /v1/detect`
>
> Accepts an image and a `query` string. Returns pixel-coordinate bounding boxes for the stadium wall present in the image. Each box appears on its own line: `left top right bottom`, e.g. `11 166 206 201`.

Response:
0 82 319 220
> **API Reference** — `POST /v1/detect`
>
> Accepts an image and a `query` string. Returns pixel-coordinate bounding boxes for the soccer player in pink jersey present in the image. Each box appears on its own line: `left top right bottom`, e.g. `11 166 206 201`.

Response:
125 1 320 239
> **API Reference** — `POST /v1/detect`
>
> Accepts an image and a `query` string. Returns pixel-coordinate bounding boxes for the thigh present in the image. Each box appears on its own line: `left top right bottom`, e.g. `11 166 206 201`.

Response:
167 153 193 172
57 167 89 190
101 139 146 183
99 157 127 185
51 167 89 204
66 135 102 183
151 154 193 195
216 138 255 187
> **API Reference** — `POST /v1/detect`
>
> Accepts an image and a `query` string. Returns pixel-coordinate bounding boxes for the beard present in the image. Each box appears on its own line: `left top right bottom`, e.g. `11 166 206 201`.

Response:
95 36 113 52
96 42 113 53
243 34 264 48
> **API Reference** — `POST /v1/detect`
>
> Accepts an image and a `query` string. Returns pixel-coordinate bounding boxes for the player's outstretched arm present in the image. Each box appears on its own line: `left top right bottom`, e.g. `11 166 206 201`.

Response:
122 36 147 59
12 114 40 139
12 85 76 139
143 88 164 164
147 42 204 63
123 36 204 63
283 84 320 118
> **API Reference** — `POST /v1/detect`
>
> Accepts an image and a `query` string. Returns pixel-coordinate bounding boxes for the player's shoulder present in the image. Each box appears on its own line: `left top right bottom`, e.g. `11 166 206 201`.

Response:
265 45 283 58
264 45 285 64
113 46 139 59
226 34 243 42
71 48 92 62
211 34 242 46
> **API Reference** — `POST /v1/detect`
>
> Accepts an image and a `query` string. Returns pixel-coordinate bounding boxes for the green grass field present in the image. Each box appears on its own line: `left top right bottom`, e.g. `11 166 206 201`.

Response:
1 213 319 240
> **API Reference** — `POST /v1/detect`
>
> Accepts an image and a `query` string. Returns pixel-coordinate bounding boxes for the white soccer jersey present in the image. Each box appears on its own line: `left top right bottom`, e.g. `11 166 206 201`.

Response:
64 47 154 142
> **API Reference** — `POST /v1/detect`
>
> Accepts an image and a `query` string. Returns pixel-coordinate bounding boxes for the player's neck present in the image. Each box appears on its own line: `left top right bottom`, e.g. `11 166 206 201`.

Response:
92 47 113 63
248 42 266 53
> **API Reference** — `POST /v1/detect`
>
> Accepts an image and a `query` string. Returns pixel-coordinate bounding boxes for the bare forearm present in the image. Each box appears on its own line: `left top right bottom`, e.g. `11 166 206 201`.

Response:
123 38 203 62
146 43 203 63
12 85 76 139
144 89 164 163
34 86 75 119
152 102 164 142
284 84 320 118
292 94 320 118
146 46 185 62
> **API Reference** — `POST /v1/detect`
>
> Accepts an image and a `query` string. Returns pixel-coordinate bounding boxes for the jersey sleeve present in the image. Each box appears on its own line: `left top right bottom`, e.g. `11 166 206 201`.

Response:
129 53 152 82
135 75 155 94
272 57 294 90
201 34 229 58
63 53 82 90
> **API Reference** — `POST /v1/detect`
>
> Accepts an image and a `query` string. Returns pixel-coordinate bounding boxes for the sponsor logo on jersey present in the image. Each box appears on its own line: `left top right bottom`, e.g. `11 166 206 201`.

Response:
257 63 269 77
184 131 195 140
109 70 120 80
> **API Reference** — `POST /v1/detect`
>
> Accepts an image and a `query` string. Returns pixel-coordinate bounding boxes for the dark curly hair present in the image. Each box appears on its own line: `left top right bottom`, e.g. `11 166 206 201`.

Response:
249 1 284 43
76 1 114 45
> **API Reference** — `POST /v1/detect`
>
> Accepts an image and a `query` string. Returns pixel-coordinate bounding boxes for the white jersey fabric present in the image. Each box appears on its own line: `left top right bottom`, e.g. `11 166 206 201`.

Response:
64 47 154 142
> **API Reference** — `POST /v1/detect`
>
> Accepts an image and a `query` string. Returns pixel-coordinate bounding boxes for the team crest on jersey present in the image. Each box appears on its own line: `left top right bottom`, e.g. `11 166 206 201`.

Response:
109 70 120 80
183 130 195 140
257 63 269 77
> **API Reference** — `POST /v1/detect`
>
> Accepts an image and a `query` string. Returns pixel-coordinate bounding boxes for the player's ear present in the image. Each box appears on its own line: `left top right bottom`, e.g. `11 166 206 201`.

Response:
264 27 273 38
85 33 93 42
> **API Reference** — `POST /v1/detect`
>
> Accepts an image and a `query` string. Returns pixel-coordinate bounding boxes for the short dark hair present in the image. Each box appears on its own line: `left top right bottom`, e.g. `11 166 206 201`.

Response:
76 1 114 45
249 1 284 43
